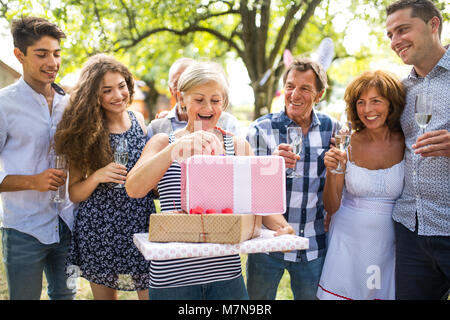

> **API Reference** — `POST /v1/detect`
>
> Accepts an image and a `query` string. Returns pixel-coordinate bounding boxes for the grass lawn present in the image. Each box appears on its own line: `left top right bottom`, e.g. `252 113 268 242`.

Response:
0 238 293 300
0 200 294 300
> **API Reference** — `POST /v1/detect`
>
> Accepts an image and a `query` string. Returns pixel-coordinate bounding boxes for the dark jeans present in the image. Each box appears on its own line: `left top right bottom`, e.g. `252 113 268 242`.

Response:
246 253 324 300
394 220 450 300
1 217 76 300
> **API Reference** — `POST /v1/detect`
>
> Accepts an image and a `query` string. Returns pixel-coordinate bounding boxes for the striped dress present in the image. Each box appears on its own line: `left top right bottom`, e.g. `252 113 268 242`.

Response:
150 133 242 289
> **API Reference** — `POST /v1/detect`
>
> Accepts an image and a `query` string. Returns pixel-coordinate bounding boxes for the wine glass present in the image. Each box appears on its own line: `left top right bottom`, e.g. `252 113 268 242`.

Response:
113 137 128 188
286 126 303 178
415 93 432 135
331 121 352 174
51 154 67 203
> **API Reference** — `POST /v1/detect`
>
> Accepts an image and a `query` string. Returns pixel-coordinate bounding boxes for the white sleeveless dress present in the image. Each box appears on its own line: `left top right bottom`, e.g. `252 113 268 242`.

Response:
317 160 404 300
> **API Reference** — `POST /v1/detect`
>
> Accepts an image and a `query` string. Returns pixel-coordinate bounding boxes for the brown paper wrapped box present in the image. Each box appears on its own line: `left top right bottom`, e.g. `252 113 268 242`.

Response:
149 213 262 244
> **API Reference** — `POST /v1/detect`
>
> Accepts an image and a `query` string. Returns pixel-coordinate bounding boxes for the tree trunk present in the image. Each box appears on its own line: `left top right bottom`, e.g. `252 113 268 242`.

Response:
253 88 267 120
144 80 160 120
252 72 279 120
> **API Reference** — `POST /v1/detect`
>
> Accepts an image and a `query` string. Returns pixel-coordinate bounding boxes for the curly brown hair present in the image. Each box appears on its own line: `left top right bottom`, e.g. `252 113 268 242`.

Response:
54 54 134 178
344 70 405 132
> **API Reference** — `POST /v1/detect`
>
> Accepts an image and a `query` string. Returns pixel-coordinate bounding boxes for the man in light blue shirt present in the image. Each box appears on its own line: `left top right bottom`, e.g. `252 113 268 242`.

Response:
147 57 241 138
386 0 449 299
0 17 76 300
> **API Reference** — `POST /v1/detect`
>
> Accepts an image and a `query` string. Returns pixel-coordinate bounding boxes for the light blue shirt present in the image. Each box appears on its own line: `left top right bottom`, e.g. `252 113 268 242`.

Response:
393 48 450 236
0 78 75 244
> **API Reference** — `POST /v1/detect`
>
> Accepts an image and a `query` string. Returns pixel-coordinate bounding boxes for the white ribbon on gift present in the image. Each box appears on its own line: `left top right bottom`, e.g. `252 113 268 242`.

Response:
185 155 286 215
233 158 252 213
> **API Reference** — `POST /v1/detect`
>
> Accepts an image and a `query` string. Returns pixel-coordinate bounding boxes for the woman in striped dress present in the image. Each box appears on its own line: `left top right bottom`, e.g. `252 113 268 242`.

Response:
126 61 293 300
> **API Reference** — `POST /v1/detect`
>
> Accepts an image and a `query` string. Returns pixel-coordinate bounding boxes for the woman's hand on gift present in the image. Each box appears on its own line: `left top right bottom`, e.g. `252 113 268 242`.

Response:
274 144 300 169
171 130 225 163
274 224 295 236
263 215 294 237
262 215 296 253
274 223 296 253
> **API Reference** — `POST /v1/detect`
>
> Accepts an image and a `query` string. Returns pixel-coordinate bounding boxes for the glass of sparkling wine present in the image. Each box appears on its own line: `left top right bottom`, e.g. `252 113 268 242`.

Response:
415 93 432 135
51 154 67 203
113 137 128 188
286 126 303 178
331 121 352 174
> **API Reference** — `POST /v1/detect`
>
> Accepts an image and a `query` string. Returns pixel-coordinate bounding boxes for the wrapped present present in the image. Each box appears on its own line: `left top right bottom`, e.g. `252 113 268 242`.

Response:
148 212 262 244
134 230 309 261
180 155 286 215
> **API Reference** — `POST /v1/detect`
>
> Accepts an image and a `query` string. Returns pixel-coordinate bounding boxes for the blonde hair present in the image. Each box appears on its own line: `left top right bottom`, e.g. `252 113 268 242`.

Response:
345 70 405 132
178 61 230 110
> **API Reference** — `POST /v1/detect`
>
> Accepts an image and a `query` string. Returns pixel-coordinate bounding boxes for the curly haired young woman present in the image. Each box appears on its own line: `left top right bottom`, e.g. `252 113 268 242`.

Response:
54 54 155 300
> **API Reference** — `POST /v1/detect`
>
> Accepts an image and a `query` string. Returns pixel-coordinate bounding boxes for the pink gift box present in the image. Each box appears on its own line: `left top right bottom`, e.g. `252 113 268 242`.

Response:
180 155 286 215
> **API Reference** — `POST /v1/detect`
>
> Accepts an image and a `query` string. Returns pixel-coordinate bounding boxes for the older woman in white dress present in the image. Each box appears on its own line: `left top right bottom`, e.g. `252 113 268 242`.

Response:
317 70 406 300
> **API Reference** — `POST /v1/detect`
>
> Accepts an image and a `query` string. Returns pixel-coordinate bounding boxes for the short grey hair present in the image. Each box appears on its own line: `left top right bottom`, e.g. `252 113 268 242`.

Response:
283 57 328 92
168 57 196 89
178 61 230 110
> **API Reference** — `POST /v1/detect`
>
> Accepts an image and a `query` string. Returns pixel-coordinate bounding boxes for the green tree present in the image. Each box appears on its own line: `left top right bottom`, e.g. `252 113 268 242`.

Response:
2 0 326 119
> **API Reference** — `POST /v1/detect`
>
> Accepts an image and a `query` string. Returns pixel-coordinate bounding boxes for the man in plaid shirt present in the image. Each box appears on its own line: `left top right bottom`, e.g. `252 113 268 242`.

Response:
246 58 339 300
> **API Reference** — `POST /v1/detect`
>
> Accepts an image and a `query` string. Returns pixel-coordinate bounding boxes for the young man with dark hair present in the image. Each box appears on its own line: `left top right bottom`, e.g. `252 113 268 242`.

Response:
0 16 76 300
386 0 449 300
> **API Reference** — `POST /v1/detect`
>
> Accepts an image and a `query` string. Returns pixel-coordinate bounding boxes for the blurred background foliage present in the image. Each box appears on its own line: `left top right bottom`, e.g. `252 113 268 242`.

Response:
0 0 448 120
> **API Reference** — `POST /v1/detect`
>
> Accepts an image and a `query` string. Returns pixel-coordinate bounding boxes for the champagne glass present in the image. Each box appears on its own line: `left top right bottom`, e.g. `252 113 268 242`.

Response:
331 121 352 174
113 137 128 188
415 93 432 135
286 126 303 178
51 154 67 203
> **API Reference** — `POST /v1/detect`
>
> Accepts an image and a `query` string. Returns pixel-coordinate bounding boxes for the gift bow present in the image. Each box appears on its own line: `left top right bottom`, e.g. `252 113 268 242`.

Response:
189 206 233 214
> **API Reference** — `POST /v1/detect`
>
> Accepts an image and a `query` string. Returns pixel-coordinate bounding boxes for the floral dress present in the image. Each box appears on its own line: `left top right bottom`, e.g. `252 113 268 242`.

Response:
66 111 155 291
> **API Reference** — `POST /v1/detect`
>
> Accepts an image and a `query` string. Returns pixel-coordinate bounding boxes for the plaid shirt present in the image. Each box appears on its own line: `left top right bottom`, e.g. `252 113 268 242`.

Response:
246 109 338 262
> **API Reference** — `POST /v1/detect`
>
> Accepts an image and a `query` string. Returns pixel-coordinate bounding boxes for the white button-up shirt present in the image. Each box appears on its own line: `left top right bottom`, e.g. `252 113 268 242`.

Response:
0 78 75 244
